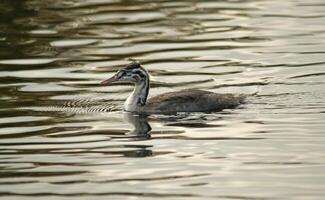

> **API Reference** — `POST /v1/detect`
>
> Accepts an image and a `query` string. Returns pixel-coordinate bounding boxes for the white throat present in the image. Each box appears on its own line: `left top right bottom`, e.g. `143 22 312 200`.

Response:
124 81 149 112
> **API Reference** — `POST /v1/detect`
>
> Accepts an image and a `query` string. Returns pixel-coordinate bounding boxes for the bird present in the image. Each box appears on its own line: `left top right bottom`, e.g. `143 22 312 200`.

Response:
100 62 245 114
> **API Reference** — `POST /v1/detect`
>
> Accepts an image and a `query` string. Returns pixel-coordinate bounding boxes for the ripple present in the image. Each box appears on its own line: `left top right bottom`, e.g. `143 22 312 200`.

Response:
289 72 325 79
0 171 87 178
0 116 50 125
0 192 199 198
50 39 98 48
29 29 58 35
1 0 325 199
0 58 58 65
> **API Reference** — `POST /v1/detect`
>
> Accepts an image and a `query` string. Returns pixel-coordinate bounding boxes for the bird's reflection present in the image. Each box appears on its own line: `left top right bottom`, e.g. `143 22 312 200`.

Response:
123 113 152 140
122 112 219 140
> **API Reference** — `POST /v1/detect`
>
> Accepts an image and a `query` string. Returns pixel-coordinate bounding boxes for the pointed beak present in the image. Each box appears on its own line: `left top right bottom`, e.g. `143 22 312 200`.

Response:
100 75 118 85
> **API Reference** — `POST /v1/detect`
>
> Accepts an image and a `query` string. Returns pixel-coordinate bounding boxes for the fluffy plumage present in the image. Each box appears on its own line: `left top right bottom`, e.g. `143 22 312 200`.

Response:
145 89 244 114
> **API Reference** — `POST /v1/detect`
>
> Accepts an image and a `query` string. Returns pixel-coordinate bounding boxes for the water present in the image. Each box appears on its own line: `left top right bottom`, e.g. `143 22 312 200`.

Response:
1 0 325 199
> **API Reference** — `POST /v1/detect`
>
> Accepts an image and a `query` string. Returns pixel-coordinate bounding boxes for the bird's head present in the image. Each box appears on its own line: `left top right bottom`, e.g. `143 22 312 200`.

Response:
101 62 149 85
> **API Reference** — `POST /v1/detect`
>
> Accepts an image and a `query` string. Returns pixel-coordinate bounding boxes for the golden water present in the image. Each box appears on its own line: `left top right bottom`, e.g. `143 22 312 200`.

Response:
1 0 325 199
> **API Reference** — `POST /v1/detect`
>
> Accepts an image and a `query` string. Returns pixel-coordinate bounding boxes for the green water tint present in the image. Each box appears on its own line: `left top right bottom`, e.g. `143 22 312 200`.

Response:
1 0 325 199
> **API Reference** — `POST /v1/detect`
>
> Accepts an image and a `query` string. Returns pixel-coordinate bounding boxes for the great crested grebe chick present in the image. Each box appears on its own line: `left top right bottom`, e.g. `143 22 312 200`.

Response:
101 62 245 114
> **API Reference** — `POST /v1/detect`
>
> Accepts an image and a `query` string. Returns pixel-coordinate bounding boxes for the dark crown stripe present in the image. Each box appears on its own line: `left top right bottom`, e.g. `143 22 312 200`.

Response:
125 62 141 70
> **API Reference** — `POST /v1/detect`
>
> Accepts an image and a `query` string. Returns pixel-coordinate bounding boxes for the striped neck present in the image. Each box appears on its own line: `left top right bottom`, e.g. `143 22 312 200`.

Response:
124 77 149 112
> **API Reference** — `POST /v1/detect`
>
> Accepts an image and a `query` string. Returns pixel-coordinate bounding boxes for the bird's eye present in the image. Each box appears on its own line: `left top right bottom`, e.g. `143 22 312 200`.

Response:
133 70 146 79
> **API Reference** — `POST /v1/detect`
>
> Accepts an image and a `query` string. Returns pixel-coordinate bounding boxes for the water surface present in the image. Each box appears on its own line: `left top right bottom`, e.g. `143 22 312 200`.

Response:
1 0 325 199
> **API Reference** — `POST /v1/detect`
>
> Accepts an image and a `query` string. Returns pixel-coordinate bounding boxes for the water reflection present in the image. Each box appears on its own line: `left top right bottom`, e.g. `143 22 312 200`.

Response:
1 0 325 199
124 113 151 140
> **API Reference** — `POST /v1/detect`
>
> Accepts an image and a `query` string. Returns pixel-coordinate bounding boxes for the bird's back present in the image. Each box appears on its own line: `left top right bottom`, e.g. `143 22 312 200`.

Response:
143 89 244 114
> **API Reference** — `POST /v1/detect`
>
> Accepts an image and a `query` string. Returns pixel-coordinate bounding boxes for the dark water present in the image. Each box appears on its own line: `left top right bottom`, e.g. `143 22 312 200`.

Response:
1 0 325 199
